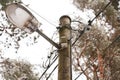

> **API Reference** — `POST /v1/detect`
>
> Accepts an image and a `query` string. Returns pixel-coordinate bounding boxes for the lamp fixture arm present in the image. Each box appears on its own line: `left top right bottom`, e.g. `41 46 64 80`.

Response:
36 29 61 49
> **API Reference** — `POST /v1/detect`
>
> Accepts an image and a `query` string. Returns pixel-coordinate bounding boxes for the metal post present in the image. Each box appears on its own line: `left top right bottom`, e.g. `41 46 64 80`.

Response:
58 15 72 80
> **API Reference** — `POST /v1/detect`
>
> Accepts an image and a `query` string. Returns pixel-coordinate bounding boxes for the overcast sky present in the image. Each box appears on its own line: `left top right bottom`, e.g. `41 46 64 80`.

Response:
1 0 96 79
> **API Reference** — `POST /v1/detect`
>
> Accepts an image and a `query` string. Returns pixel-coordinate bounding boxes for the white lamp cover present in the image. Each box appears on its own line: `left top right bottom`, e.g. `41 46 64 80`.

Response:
5 3 40 33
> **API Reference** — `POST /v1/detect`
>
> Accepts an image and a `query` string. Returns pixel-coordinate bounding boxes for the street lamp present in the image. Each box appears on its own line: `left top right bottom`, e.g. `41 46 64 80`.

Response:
5 3 72 80
5 3 60 49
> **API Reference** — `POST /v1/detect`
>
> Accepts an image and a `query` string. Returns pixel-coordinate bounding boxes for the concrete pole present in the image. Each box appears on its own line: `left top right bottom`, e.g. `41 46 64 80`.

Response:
58 15 72 80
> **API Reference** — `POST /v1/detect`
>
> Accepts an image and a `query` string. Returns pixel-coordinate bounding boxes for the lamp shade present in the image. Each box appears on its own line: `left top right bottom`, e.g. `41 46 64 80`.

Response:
5 3 40 33
5 3 60 49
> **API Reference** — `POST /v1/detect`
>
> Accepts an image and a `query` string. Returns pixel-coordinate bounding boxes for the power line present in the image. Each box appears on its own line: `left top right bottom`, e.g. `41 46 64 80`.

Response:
72 24 89 46
74 67 89 80
22 1 116 79
72 0 113 46
74 35 120 80
23 3 57 27
74 61 91 80
44 1 115 79
88 1 112 26
39 54 58 80
74 57 97 80
103 35 120 60
103 35 120 52
46 64 58 80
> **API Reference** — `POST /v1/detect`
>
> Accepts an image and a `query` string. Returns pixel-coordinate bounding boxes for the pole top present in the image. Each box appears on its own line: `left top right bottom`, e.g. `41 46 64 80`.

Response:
59 15 71 26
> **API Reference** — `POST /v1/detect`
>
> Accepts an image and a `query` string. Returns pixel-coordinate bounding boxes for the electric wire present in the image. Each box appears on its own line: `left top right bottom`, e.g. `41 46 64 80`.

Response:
39 30 58 80
23 3 57 27
46 64 58 80
102 35 120 63
40 1 115 78
74 35 120 80
22 1 116 79
103 35 120 53
72 0 113 46
88 1 112 26
45 26 73 80
72 26 87 46
73 1 117 79
101 35 120 79
73 35 120 80
74 57 97 80
20 4 59 79
44 25 73 80
39 54 58 80
74 67 89 80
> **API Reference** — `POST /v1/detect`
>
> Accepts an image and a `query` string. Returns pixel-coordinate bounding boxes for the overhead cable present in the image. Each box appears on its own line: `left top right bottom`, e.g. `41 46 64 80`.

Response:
46 64 58 80
72 0 113 46
23 3 57 27
39 54 58 80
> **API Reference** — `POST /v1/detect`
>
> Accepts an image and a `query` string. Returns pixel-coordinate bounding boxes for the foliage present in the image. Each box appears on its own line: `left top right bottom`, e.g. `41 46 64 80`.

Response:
0 0 21 10
73 0 120 80
110 0 119 10
0 1 42 79
0 0 120 79
0 58 39 80
72 22 113 79
73 0 118 28
0 1 41 53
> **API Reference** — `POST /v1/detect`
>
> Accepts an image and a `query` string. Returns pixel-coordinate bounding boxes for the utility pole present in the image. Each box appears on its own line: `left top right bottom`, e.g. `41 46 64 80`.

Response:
58 15 72 80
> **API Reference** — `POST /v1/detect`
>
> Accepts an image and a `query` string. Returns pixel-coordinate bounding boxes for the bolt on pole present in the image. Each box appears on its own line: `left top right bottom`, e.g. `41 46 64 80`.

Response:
58 15 72 80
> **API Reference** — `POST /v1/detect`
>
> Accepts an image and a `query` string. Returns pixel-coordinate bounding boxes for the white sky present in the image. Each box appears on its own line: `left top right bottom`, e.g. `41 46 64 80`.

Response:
1 0 96 80
20 0 78 64
2 0 95 62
